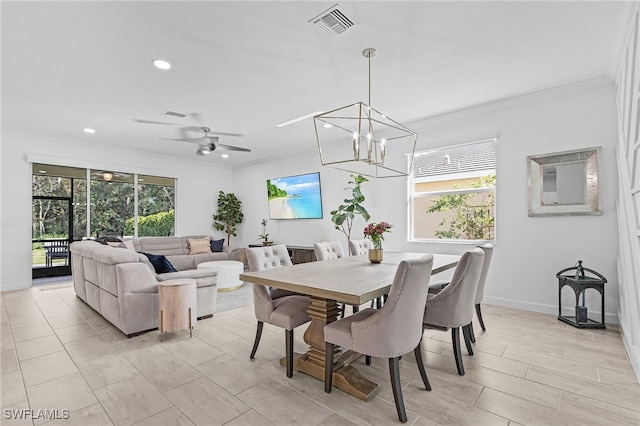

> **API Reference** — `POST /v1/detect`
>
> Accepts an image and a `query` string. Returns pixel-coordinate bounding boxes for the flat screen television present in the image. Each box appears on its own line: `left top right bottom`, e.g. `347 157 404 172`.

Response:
267 172 323 219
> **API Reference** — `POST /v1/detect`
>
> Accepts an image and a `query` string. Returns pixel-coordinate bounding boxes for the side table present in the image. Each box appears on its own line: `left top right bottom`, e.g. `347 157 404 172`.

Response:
158 278 197 341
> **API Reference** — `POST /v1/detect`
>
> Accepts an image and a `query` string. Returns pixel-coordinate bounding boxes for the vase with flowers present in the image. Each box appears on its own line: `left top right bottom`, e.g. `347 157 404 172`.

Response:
363 221 393 263
258 218 272 245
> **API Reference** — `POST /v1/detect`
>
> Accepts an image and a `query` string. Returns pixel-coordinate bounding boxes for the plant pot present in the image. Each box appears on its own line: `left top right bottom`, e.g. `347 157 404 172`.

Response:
369 249 383 263
262 241 273 246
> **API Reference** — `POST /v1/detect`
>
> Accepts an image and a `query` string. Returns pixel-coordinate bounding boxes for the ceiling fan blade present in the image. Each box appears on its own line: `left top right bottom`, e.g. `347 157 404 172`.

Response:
160 137 208 143
180 126 243 137
134 119 176 125
209 131 244 137
216 144 251 152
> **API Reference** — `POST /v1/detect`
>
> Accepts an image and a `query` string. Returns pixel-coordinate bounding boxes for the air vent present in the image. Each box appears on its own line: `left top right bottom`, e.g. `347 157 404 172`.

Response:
309 4 356 36
162 110 187 118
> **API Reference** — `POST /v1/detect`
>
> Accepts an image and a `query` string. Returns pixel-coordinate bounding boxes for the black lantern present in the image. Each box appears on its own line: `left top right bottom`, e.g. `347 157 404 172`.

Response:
556 260 607 329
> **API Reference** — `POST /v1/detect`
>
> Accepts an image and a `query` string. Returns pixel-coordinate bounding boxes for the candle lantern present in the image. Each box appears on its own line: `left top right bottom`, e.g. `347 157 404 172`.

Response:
556 260 607 329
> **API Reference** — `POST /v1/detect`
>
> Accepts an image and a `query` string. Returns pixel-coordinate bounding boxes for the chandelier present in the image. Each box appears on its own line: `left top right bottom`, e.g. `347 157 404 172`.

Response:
313 48 417 178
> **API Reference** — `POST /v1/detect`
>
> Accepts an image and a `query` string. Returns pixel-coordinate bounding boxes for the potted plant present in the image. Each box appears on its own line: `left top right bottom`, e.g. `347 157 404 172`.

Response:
364 221 393 263
212 191 244 246
258 218 272 245
330 175 370 255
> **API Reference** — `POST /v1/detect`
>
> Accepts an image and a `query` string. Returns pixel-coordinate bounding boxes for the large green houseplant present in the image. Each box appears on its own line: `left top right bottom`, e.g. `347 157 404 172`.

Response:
213 191 244 246
330 174 370 254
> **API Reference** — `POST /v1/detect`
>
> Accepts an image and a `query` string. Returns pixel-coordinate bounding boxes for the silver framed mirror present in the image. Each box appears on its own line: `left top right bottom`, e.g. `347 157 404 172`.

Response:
527 147 602 216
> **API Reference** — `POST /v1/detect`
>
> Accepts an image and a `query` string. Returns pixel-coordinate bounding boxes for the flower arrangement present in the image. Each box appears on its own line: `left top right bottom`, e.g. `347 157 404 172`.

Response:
363 221 393 250
258 218 270 243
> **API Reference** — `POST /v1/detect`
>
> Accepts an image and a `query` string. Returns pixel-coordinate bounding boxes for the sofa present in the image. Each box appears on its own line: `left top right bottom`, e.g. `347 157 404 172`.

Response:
70 236 240 336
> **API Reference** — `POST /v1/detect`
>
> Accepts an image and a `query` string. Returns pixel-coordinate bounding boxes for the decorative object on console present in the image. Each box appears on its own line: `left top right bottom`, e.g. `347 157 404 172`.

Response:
213 191 244 245
313 48 417 178
331 174 370 255
267 172 323 219
258 218 272 245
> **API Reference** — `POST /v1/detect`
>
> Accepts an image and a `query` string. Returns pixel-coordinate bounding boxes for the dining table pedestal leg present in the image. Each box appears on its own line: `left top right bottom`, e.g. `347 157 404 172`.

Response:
280 296 379 401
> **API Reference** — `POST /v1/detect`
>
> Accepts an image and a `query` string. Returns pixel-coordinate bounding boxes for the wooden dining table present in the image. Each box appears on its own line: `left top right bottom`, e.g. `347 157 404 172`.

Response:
239 252 460 402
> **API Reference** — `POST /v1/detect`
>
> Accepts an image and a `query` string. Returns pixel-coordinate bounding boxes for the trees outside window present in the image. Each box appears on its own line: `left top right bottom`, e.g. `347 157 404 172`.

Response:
409 139 496 242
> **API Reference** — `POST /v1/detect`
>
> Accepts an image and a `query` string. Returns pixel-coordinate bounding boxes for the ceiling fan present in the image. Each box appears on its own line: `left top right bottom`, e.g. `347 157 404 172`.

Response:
162 126 251 155
91 171 130 181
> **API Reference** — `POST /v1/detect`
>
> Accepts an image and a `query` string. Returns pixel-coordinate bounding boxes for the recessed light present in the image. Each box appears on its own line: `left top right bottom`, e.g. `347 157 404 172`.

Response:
323 123 332 129
221 154 230 158
152 59 171 70
39 170 47 173
83 128 96 134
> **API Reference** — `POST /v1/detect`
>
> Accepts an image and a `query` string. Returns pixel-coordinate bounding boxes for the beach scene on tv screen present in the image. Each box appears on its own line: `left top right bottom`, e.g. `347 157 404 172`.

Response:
267 173 323 219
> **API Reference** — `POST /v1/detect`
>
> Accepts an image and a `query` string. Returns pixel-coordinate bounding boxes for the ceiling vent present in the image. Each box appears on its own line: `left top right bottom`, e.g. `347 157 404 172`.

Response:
162 110 187 118
309 4 357 36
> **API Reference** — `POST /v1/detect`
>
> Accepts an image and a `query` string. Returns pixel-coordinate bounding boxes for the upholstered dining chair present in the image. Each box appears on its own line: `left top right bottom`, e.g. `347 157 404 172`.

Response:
423 247 484 376
348 239 372 256
246 244 311 378
469 243 494 342
324 255 435 423
348 239 384 308
313 242 358 317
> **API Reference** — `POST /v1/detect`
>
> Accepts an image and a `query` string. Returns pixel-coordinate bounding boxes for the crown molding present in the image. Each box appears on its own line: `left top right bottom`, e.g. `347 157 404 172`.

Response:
407 76 614 129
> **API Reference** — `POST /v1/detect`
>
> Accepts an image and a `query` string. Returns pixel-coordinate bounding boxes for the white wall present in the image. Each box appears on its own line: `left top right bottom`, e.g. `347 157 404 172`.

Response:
0 130 233 291
233 80 621 322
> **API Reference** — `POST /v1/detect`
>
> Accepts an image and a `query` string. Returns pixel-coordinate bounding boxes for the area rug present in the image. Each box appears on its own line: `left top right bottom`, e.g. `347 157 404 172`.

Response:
216 282 254 313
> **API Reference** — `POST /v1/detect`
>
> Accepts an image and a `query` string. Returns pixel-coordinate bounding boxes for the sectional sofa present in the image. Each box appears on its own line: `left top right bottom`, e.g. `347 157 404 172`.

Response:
70 236 240 336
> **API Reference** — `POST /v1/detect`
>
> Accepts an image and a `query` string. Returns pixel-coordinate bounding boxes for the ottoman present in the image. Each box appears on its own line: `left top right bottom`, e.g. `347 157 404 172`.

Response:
197 260 244 291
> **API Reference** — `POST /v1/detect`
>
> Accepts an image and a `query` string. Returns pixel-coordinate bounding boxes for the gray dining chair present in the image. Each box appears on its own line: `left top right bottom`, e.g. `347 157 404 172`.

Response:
313 241 358 317
423 247 484 376
469 243 493 342
246 244 311 378
324 255 435 423
428 244 494 344
348 239 384 308
348 239 372 256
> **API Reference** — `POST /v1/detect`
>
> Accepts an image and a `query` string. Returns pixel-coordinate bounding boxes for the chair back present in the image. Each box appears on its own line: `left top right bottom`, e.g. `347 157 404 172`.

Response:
313 241 345 261
424 248 484 328
246 244 293 321
475 243 494 304
350 255 434 358
348 239 372 256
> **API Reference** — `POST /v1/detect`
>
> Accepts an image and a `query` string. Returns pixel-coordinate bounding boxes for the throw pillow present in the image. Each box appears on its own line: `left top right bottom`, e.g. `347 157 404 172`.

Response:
140 252 178 274
106 241 127 249
210 238 225 252
122 240 136 251
188 236 211 255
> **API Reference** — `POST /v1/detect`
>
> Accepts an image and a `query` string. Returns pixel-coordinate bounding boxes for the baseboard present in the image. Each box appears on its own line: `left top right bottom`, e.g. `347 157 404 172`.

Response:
483 296 619 325
0 281 31 292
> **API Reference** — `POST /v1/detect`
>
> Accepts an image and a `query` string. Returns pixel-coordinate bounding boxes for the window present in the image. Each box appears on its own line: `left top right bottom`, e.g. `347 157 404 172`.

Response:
409 139 496 242
32 164 175 239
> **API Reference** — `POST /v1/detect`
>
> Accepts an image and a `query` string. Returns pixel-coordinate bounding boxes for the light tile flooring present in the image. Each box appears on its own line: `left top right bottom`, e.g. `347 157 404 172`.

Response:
1 285 639 426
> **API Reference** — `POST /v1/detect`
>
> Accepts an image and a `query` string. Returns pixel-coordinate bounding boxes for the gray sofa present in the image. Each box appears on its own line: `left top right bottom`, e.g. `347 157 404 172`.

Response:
70 236 239 336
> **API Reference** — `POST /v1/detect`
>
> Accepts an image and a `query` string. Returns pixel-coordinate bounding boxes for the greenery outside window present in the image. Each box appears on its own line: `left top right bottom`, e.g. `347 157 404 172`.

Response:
409 139 496 242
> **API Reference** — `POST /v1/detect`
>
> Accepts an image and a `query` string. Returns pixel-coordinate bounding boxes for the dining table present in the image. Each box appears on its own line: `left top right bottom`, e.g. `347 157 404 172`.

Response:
239 251 460 402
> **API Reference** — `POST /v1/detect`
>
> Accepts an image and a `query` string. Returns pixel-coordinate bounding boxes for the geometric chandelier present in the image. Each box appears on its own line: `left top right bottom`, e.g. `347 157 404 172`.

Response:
313 48 417 178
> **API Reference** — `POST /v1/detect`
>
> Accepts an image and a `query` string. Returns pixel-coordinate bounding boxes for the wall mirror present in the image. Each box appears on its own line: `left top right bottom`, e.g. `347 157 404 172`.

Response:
527 147 602 216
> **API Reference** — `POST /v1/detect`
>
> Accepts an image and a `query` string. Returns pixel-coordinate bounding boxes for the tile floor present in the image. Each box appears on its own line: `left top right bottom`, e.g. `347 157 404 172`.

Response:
1 285 639 425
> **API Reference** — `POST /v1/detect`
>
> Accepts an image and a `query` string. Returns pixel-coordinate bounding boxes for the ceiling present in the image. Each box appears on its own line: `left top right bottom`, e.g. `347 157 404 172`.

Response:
1 1 624 168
